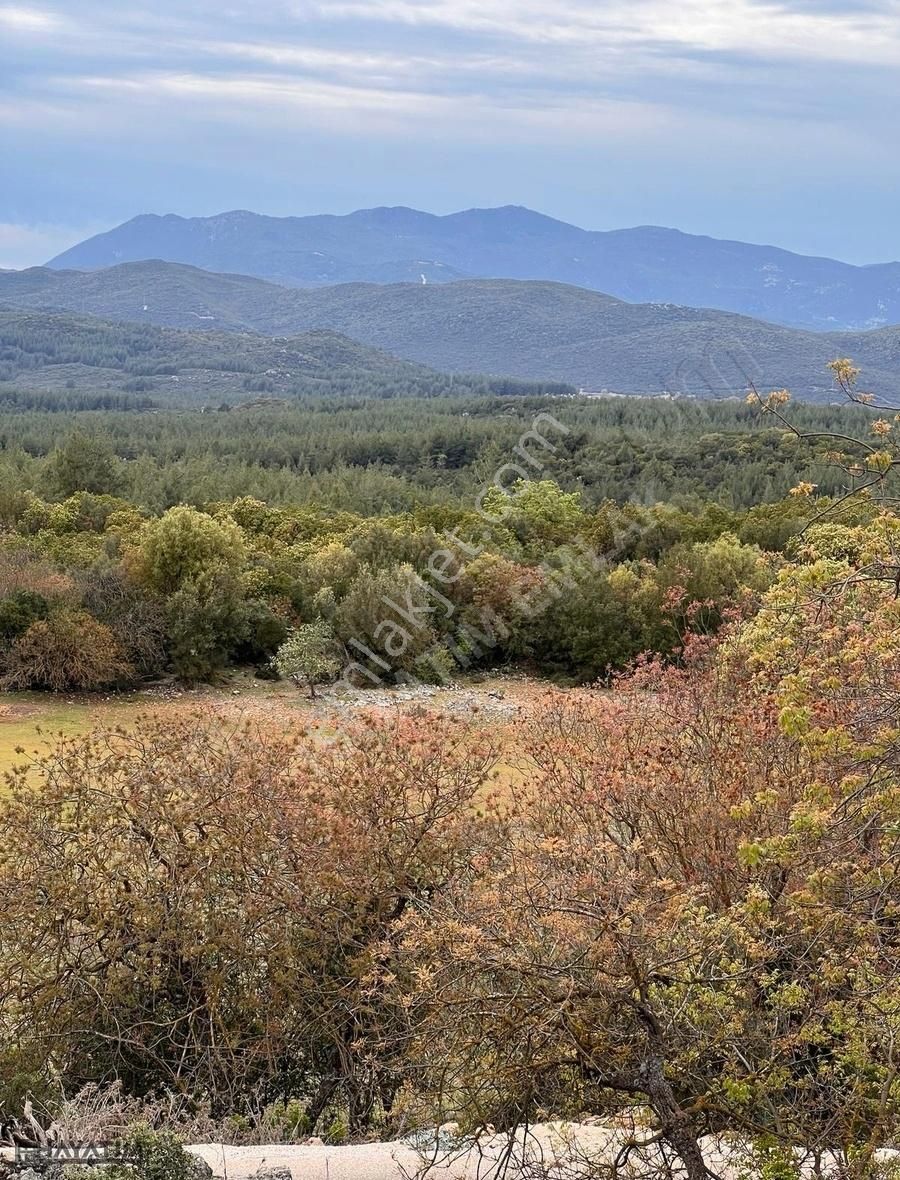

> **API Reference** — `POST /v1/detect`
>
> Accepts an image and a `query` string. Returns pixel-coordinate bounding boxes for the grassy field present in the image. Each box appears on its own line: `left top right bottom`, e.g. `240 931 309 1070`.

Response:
0 695 116 774
0 674 304 778
0 672 538 783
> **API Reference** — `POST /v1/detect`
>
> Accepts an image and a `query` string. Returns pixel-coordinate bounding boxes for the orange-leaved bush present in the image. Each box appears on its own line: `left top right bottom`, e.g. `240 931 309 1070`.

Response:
0 708 503 1127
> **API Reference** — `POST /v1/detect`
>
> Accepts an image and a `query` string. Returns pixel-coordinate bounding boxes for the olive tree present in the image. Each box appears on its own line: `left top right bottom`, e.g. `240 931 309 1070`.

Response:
274 619 342 698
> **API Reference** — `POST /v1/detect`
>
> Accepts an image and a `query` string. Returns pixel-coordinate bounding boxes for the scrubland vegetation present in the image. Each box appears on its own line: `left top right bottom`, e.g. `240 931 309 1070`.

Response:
0 474 783 692
2 362 900 1178
4 512 900 1176
0 380 884 693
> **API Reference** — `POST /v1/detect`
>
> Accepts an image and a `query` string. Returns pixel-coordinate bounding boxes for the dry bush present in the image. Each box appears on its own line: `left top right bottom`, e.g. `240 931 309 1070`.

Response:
2 608 132 691
79 568 168 678
394 642 900 1179
0 708 503 1131
0 546 76 601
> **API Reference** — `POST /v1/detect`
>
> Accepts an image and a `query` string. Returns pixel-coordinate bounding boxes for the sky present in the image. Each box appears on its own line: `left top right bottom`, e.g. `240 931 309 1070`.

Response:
2 0 900 269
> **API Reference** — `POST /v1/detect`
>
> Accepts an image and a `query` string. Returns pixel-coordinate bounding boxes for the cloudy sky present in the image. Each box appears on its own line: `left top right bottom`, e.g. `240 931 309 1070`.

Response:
2 0 899 268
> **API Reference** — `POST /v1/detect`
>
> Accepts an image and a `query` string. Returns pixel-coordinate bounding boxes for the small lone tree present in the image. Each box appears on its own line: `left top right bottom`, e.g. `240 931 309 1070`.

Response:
274 620 341 699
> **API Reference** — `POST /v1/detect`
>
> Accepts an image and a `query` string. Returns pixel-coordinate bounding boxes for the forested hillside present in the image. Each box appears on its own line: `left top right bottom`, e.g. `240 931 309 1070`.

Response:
0 299 886 694
0 308 568 407
5 263 900 396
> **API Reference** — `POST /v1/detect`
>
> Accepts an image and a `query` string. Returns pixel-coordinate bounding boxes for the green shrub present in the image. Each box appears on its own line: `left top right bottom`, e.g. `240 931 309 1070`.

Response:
0 589 49 645
262 1096 311 1141
738 1140 800 1180
62 1126 205 1180
165 570 247 681
324 1108 349 1145
121 1126 204 1180
274 619 342 698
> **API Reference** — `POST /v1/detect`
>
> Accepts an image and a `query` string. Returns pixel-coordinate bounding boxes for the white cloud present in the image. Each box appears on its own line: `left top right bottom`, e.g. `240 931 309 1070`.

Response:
209 41 430 74
8 0 900 144
303 0 900 64
201 38 641 102
0 5 60 31
67 68 670 141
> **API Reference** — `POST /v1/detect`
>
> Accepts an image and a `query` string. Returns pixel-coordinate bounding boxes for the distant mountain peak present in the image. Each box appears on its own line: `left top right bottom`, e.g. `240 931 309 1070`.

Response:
466 204 570 223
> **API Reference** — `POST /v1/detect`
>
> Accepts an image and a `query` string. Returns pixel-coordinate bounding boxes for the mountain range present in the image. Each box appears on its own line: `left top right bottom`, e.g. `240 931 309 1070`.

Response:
48 206 900 332
4 260 899 400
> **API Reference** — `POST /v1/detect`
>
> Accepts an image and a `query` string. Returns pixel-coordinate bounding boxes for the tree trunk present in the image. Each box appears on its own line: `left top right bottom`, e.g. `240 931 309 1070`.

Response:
347 1075 376 1137
640 1054 712 1180
306 1075 340 1131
